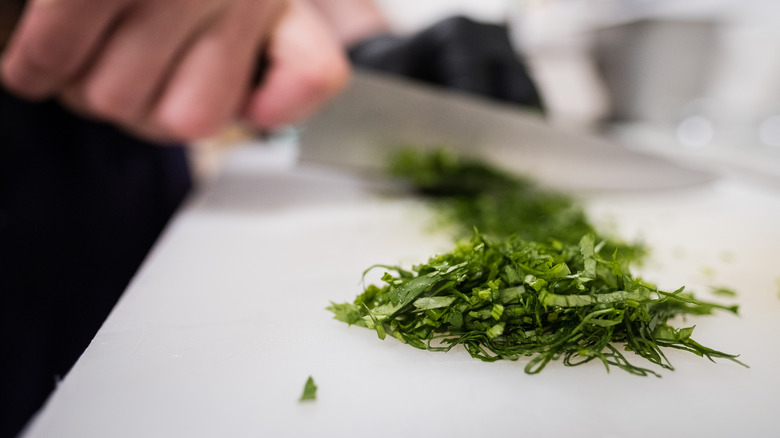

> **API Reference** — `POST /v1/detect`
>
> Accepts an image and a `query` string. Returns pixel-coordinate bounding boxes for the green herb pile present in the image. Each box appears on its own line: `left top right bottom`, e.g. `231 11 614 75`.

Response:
328 148 744 376
387 148 644 260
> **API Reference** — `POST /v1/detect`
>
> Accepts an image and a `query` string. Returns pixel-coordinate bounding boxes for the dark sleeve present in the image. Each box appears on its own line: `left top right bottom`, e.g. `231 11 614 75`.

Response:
0 86 191 438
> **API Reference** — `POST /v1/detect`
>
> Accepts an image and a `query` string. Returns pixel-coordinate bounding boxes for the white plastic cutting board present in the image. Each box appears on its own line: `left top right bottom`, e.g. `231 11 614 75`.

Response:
21 137 780 438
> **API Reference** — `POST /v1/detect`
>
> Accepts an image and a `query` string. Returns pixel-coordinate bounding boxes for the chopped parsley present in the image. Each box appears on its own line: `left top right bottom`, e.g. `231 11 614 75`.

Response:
300 376 317 402
387 148 645 261
711 286 738 297
328 149 745 376
329 233 744 376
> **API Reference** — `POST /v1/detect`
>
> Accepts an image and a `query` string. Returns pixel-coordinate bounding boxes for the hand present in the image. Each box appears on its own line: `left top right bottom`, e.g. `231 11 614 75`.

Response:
1 0 350 142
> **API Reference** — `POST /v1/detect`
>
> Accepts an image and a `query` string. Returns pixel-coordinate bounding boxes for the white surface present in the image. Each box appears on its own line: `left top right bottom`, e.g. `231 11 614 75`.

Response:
22 138 780 437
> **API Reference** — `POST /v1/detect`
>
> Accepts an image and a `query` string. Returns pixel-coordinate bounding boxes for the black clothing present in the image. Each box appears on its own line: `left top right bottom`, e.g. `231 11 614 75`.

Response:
0 87 191 437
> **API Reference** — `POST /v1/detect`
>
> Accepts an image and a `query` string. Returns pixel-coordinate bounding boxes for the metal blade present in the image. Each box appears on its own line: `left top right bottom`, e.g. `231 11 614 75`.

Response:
298 69 714 192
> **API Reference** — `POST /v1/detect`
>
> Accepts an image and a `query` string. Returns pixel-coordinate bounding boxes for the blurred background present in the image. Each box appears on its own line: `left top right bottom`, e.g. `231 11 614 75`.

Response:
197 0 780 185
366 0 780 182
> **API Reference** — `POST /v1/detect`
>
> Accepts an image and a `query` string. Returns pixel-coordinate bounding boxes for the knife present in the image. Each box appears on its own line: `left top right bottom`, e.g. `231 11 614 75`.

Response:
297 69 714 193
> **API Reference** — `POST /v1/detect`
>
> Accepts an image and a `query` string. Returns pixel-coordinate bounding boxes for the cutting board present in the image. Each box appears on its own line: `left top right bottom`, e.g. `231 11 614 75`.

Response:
22 137 780 437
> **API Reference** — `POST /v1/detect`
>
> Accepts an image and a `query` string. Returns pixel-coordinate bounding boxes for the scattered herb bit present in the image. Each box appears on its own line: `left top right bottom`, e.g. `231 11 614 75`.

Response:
300 376 317 402
711 286 738 297
701 267 715 277
329 232 745 376
329 148 745 376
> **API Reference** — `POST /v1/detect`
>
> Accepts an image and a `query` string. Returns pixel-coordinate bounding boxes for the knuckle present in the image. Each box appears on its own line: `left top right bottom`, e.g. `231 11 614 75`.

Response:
299 51 351 100
157 107 225 142
18 30 81 76
2 30 85 96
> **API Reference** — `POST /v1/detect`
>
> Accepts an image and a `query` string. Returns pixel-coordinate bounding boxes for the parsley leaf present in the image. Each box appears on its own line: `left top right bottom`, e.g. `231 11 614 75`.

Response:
300 376 317 402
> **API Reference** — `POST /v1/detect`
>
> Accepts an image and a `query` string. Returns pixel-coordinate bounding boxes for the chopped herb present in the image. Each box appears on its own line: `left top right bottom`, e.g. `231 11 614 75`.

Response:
711 286 737 297
300 376 317 402
329 232 745 376
701 267 715 277
388 148 645 261
328 148 745 376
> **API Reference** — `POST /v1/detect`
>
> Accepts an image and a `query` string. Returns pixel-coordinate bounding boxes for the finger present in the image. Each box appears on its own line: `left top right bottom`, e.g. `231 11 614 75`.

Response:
243 0 350 130
0 0 126 99
150 0 286 141
59 1 219 126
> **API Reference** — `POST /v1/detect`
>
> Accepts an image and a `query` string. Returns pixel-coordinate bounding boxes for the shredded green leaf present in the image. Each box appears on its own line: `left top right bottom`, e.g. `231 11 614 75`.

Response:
387 148 645 261
711 286 738 297
329 232 745 376
300 376 317 402
328 148 745 377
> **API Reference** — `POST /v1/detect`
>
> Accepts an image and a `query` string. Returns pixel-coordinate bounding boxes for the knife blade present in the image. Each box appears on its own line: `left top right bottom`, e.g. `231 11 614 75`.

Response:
298 69 714 192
